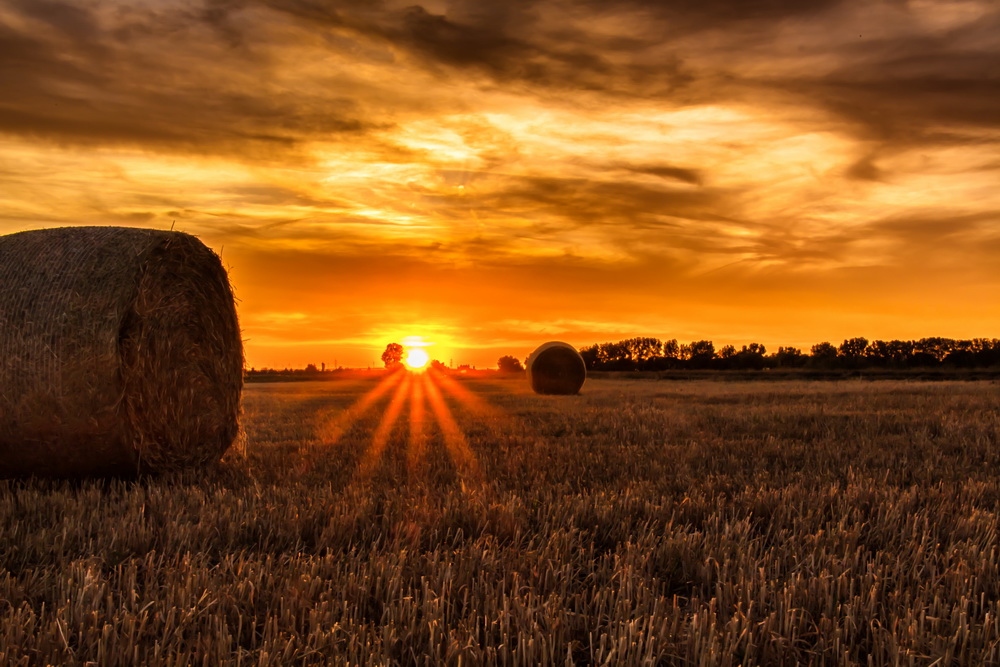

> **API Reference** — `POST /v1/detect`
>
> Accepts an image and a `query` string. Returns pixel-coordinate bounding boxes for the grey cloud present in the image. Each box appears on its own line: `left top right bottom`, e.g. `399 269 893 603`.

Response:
843 153 883 182
257 0 693 94
0 1 381 156
389 5 656 92
4 0 999 227
624 164 704 186
583 0 846 27
480 174 736 229
868 211 1000 249
742 209 1000 270
765 10 1000 149
11 0 101 42
382 1 1000 151
11 0 996 163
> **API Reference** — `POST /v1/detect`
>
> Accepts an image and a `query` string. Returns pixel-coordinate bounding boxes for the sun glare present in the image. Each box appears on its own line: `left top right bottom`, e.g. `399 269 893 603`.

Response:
404 347 430 371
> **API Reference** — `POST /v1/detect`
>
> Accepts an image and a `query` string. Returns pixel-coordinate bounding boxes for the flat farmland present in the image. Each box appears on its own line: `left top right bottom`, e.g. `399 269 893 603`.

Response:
2 374 999 665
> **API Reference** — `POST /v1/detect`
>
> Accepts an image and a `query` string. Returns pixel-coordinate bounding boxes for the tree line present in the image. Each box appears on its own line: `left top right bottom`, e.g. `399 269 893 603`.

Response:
578 337 1000 371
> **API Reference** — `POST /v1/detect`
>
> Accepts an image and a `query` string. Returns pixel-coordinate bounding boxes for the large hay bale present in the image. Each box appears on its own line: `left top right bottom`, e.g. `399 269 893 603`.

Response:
527 341 586 395
0 226 243 477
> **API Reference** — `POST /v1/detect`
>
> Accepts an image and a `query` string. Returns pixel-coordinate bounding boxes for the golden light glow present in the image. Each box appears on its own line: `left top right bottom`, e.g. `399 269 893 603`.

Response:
2 1 998 368
422 373 482 482
360 373 412 474
311 368 495 485
407 373 427 477
404 347 430 371
315 371 404 446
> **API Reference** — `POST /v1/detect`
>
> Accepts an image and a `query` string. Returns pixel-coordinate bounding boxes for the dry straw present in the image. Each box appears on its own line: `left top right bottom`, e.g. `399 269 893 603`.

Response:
0 226 243 477
526 341 586 395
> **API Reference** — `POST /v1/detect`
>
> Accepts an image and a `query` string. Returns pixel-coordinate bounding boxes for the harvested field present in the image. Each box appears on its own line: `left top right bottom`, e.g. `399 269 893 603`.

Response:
1 375 999 665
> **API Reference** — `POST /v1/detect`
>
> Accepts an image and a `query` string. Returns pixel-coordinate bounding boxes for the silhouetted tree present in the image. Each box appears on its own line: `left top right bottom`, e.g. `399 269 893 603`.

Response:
597 341 632 370
910 351 939 367
579 345 600 370
809 342 838 369
838 337 869 369
772 346 806 368
972 339 1000 367
864 339 913 368
497 355 524 373
888 340 915 366
984 339 1000 366
578 333 999 373
645 338 680 370
839 337 868 358
381 342 404 369
622 337 663 363
683 340 715 369
430 359 448 371
914 337 954 363
941 340 975 368
734 343 767 370
716 345 737 370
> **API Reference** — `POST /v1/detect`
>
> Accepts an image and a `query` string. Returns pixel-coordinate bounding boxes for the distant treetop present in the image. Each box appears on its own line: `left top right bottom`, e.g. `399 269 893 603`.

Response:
578 336 1000 371
381 342 404 369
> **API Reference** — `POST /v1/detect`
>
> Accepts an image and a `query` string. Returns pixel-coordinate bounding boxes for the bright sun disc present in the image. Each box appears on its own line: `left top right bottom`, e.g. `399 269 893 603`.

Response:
404 347 430 371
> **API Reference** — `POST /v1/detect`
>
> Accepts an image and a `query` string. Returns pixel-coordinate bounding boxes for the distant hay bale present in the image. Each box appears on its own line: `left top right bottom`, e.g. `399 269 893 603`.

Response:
527 341 586 395
0 226 243 477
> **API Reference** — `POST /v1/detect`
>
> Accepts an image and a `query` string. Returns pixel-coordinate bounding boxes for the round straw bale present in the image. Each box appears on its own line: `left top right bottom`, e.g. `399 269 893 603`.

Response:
526 341 586 395
0 226 243 477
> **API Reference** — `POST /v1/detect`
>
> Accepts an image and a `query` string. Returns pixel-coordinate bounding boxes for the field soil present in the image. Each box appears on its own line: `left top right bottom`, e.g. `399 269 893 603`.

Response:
1 373 999 665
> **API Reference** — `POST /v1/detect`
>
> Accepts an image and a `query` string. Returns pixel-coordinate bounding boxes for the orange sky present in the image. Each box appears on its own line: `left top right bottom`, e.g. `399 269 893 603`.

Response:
1 0 998 369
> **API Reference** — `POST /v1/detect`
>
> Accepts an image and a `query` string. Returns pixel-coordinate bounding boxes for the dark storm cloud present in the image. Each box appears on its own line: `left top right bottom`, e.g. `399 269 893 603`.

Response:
482 174 731 228
757 8 1000 152
866 210 1000 264
392 166 746 256
790 58 1000 146
723 208 1000 272
624 164 703 186
582 0 846 25
263 0 1000 156
386 5 657 93
376 0 844 86
13 0 101 41
254 0 694 95
0 0 378 156
5 0 998 162
1 0 997 269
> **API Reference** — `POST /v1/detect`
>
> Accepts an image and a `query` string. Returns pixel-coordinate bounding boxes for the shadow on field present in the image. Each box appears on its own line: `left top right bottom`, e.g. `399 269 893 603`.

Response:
2 377 999 664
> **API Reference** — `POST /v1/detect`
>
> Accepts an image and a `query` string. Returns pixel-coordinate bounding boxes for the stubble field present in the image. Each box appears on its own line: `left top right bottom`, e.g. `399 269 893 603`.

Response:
1 373 999 665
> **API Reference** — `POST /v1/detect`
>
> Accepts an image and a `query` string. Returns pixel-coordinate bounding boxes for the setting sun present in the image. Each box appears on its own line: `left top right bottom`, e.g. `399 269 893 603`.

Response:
404 347 430 371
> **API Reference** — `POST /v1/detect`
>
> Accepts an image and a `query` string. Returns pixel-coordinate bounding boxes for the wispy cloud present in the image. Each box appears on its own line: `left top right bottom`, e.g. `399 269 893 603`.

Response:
0 0 997 366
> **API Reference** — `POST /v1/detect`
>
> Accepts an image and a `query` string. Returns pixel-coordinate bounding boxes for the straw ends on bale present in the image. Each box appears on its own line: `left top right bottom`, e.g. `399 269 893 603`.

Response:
0 226 243 477
527 341 587 395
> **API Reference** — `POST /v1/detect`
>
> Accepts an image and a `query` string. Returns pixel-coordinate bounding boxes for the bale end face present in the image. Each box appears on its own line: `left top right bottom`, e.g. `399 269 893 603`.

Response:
119 232 243 474
0 226 243 478
527 341 586 395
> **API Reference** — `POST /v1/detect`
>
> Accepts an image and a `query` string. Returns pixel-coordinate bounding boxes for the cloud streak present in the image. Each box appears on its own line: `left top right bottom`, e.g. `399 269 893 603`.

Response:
0 0 997 366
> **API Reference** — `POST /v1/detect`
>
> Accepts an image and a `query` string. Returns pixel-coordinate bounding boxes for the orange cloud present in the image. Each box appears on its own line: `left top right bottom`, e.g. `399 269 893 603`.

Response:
0 0 997 368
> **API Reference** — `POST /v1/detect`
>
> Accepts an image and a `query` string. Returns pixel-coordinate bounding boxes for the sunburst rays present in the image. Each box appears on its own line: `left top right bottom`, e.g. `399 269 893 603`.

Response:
431 370 503 419
422 372 482 481
359 372 412 475
313 367 499 483
313 370 403 444
407 372 427 477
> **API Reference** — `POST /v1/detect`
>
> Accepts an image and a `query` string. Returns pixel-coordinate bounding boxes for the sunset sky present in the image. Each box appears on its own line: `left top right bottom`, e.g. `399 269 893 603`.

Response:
1 0 998 369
